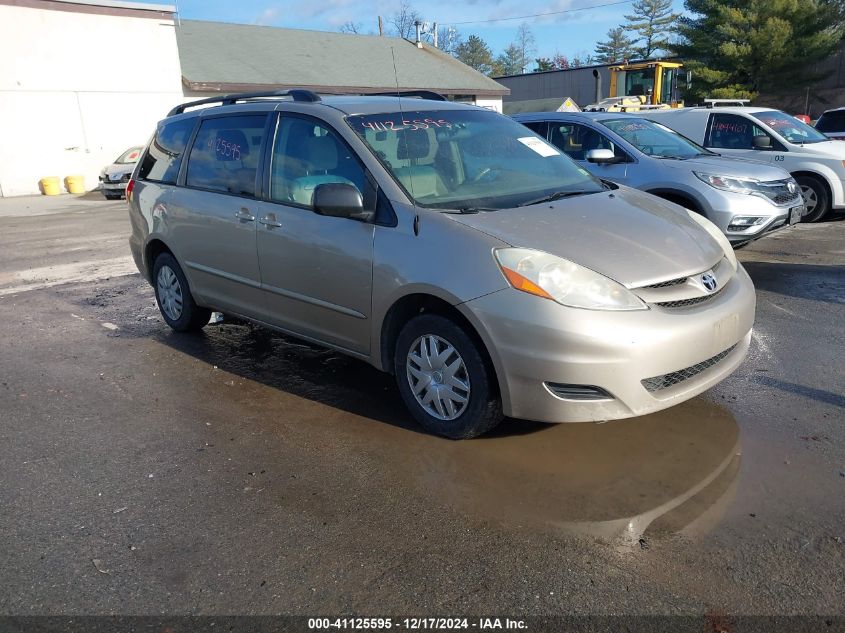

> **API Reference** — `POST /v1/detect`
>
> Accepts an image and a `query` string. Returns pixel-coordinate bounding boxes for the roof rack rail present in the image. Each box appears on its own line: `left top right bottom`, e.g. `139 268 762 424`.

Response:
365 90 447 101
168 89 321 116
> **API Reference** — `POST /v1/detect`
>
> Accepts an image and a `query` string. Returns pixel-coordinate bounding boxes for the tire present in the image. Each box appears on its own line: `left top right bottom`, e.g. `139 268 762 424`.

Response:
393 314 503 439
795 175 830 222
152 252 211 332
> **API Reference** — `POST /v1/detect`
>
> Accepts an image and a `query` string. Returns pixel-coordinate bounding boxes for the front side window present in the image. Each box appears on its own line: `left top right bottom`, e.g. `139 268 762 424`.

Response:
185 115 267 197
600 118 708 159
348 109 603 210
548 122 627 161
750 110 829 144
138 118 195 184
269 117 367 208
707 114 770 150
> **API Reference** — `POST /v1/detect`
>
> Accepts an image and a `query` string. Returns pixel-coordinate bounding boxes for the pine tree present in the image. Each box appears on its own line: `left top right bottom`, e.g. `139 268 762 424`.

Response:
676 0 845 101
534 57 555 72
494 44 524 76
455 35 495 75
594 27 637 63
623 0 680 58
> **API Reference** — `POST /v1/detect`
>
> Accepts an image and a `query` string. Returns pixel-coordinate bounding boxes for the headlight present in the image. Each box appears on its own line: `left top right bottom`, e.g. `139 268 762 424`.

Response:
685 210 738 270
693 172 763 194
494 248 648 311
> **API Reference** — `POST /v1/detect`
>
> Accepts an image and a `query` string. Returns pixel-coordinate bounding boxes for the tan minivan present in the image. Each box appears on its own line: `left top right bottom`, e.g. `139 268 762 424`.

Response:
128 90 756 438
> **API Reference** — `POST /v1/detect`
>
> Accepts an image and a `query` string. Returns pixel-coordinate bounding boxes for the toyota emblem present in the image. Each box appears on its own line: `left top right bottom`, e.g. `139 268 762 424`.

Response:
701 273 718 292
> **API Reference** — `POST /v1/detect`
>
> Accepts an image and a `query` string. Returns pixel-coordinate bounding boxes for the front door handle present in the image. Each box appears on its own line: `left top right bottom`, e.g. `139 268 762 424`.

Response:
258 213 283 229
235 208 255 222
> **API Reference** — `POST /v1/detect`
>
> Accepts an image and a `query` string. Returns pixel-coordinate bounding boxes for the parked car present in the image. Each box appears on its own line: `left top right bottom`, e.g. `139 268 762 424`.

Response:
814 107 845 141
635 107 845 222
128 91 755 439
513 112 803 246
99 146 143 199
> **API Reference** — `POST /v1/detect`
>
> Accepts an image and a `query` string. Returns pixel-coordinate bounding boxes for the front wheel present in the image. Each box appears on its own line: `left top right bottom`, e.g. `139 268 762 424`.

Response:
393 314 503 439
796 175 830 222
152 252 211 332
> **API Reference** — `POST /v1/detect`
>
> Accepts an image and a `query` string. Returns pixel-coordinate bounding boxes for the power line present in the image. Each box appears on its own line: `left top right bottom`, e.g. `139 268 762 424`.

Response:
444 0 635 26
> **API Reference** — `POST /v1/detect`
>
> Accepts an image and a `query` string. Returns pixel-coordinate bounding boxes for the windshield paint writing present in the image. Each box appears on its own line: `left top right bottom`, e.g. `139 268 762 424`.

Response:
359 119 453 133
348 109 602 210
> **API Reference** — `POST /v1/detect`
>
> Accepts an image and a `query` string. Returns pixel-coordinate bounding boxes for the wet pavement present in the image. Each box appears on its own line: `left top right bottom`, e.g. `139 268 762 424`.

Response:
0 197 843 617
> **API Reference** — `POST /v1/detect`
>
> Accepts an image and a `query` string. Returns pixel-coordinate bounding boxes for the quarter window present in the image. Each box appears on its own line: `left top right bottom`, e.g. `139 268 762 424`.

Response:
138 118 195 184
185 115 267 197
269 117 367 208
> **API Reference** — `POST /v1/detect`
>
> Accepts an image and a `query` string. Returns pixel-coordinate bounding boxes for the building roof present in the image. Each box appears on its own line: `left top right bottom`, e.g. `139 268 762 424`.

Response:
175 20 508 97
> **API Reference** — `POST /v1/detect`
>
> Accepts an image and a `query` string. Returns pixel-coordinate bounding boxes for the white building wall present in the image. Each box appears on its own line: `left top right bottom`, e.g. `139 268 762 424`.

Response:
474 97 503 113
0 1 183 197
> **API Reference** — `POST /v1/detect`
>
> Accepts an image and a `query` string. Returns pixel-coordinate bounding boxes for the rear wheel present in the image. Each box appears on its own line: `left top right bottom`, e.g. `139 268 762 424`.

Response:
152 252 211 332
393 314 503 439
796 175 830 222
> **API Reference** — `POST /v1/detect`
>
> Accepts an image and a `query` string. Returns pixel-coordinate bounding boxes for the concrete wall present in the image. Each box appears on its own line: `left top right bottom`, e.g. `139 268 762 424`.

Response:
0 1 182 197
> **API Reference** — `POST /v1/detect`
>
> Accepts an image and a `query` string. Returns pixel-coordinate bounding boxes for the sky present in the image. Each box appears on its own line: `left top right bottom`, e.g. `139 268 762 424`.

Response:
173 0 686 63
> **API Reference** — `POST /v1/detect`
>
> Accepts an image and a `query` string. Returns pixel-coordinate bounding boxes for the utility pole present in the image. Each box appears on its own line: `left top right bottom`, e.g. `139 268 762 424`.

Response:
378 15 383 36
433 21 438 48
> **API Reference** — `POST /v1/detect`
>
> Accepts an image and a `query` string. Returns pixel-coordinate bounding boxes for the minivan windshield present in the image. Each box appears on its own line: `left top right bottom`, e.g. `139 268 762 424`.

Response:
600 117 711 159
750 110 829 144
347 109 604 209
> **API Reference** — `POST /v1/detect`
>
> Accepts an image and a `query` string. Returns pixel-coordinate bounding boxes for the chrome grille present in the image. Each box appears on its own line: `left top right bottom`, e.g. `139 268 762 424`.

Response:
656 286 725 308
641 344 738 393
759 179 801 206
646 276 688 289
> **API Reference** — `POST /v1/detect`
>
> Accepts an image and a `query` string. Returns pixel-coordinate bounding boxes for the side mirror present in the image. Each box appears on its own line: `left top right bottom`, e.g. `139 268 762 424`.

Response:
313 183 373 222
586 148 616 163
752 135 772 150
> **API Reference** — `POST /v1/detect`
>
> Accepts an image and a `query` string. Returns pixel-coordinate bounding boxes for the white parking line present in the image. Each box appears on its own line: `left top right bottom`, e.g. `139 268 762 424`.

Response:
0 256 137 297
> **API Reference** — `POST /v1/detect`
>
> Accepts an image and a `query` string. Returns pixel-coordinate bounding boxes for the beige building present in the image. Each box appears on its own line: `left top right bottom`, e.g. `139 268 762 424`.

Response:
0 0 508 197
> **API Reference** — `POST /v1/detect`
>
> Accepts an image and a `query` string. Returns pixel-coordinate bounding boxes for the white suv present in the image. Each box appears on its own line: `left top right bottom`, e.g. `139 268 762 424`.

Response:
638 107 845 222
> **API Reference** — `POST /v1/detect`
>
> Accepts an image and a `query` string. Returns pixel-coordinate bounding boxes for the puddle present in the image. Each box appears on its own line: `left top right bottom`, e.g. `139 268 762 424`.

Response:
144 315 742 545
399 400 740 545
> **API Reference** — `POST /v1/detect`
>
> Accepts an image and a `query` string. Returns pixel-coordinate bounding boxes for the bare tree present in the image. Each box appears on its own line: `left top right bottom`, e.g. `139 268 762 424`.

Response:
390 1 424 39
515 23 536 73
339 21 362 34
436 25 462 55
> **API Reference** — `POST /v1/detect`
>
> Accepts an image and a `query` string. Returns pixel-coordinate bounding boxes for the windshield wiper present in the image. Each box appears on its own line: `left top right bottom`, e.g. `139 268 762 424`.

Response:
443 206 498 214
517 190 597 207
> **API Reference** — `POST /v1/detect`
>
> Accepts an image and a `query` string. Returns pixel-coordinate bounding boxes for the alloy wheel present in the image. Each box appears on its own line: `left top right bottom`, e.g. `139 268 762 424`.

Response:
800 185 818 217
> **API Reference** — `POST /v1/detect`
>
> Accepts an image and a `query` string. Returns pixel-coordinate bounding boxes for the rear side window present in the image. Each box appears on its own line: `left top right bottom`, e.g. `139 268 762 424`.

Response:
185 115 267 197
522 121 548 138
138 118 195 184
816 110 845 133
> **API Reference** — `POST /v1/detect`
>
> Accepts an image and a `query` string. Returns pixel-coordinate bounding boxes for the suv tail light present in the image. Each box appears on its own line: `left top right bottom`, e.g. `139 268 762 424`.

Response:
126 178 135 202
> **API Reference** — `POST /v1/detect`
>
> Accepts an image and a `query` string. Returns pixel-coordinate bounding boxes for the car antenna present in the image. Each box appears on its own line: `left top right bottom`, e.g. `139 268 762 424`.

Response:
391 47 420 236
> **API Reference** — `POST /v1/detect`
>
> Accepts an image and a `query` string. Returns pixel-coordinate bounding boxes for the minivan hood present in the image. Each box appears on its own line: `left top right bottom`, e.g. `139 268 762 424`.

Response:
448 187 725 288
789 139 845 158
663 154 791 180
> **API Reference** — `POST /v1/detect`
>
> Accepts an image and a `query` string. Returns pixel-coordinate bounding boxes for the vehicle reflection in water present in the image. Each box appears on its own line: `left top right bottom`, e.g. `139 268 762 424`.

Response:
155 321 741 545
410 400 740 545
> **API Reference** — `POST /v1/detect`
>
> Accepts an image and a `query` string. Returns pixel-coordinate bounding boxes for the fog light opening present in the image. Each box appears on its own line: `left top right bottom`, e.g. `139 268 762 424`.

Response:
727 216 766 232
544 382 615 401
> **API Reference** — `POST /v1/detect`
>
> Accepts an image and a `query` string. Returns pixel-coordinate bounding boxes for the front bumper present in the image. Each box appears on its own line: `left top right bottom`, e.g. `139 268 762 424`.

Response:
702 191 802 244
100 181 128 192
461 264 756 423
